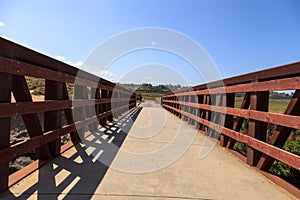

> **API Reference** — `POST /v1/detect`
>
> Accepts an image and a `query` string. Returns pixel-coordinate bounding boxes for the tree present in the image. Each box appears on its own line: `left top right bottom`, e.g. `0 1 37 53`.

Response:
136 94 143 101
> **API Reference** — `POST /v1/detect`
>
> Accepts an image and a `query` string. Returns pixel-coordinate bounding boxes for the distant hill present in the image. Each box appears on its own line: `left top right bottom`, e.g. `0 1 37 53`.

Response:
118 83 186 93
117 83 187 100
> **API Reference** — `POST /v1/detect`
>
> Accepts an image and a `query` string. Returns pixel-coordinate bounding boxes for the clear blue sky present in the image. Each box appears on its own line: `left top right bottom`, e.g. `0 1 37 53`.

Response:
0 0 300 85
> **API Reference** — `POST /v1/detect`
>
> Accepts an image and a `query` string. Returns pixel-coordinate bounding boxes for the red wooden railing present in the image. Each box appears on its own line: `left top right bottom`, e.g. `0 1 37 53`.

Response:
163 62 300 196
0 37 136 192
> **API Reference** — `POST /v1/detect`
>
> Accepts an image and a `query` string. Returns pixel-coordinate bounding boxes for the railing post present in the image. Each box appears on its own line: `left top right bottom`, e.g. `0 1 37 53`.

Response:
101 89 108 125
122 93 126 113
247 91 269 166
107 90 113 121
94 87 101 122
197 95 204 130
176 96 179 117
115 91 119 116
204 94 215 135
178 96 182 119
62 83 80 143
0 73 11 192
189 95 196 125
89 87 99 132
183 95 188 121
188 95 192 124
44 80 63 157
207 94 217 137
191 95 197 125
73 85 88 138
220 93 235 146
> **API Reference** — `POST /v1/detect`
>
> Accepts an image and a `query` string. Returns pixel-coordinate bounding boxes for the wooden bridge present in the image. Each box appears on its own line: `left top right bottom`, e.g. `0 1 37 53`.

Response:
0 37 299 199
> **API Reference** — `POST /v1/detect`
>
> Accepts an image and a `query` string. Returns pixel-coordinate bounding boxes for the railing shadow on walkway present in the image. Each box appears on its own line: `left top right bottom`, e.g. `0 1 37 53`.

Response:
1 107 143 200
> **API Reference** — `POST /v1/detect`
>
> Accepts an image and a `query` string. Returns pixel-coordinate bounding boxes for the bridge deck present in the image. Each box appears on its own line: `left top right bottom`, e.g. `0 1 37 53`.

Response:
1 101 296 200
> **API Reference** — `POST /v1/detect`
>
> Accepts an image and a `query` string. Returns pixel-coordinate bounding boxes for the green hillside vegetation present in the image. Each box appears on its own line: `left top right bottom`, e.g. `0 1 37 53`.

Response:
118 83 185 100
234 96 290 114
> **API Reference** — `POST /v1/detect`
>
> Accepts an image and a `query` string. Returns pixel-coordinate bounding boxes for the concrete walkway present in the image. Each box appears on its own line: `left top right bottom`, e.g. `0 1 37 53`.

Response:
1 101 297 199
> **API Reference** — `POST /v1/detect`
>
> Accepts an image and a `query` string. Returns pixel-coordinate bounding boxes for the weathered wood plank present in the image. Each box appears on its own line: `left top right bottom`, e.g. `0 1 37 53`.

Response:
247 91 269 166
220 93 235 146
0 73 11 192
164 76 300 97
44 80 63 157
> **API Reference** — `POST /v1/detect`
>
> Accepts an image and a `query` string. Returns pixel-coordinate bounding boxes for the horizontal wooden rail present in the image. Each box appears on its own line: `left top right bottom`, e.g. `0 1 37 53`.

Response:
164 76 300 97
0 37 137 192
164 100 300 130
0 99 135 118
166 61 300 93
0 37 113 86
0 57 132 95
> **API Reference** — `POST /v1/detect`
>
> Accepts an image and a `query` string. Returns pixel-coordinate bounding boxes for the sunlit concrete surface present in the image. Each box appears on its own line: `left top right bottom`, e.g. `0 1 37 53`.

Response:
0 101 297 200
